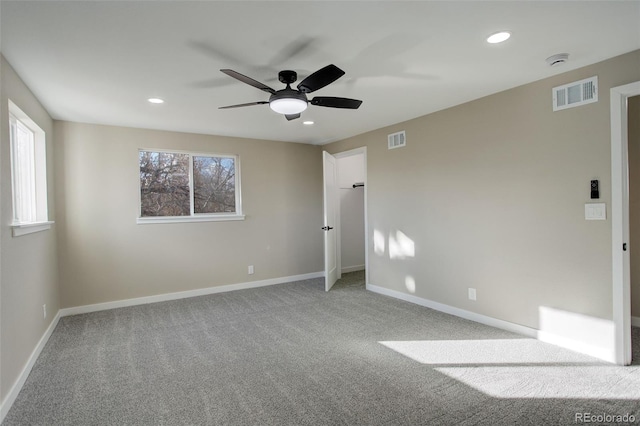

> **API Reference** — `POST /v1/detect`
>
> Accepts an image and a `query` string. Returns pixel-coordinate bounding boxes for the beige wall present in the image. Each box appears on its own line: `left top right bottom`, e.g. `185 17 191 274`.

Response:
630 95 640 319
55 122 323 308
325 50 640 330
0 57 60 401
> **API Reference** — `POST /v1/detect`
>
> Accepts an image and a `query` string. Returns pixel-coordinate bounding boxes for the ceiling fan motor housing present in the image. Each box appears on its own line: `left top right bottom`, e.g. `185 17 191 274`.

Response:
278 70 298 84
269 88 308 104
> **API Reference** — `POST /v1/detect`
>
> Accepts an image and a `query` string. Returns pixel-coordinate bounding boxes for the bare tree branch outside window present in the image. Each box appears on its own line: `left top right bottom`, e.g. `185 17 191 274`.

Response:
139 151 190 216
193 156 235 214
139 150 239 218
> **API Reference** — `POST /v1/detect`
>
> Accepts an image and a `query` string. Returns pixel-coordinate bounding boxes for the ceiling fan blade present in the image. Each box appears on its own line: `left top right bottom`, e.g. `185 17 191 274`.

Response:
220 69 276 94
189 41 243 66
285 113 301 121
268 37 316 69
310 97 362 109
297 64 345 93
219 101 269 109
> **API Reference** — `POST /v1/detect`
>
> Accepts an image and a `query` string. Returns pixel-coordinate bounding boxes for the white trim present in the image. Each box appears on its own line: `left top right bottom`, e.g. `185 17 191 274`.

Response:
0 311 61 424
333 147 367 160
611 81 640 365
632 316 640 328
366 283 617 363
11 220 54 237
8 100 50 225
136 215 245 224
537 306 616 363
536 331 615 364
342 264 365 274
59 271 323 317
367 284 537 338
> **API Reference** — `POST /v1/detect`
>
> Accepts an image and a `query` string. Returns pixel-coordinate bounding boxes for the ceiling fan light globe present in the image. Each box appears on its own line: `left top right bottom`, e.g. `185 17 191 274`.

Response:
270 98 308 115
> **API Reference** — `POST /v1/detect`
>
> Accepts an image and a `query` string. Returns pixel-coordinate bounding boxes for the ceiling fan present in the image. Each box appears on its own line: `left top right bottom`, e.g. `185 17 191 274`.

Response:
219 64 362 121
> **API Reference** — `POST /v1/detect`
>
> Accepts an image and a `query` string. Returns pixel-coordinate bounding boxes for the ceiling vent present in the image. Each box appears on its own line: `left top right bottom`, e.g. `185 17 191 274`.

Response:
552 76 598 112
388 131 406 149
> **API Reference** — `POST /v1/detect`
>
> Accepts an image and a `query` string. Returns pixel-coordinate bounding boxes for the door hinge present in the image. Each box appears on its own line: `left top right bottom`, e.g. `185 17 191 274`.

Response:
321 226 334 231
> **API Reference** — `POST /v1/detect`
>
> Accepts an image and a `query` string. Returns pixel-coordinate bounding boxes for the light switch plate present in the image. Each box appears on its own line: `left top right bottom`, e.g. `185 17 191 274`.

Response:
585 203 606 220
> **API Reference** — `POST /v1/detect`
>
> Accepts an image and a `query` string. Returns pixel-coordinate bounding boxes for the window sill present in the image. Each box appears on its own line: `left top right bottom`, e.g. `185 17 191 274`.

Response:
136 214 245 225
11 221 54 237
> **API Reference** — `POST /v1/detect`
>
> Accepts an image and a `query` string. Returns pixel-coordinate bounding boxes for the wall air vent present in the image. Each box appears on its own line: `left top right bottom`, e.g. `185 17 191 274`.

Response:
388 131 406 150
552 76 598 112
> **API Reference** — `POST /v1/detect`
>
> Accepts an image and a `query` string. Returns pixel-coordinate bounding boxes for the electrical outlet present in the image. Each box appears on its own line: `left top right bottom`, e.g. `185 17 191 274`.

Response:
468 288 477 301
43 304 47 319
248 265 254 275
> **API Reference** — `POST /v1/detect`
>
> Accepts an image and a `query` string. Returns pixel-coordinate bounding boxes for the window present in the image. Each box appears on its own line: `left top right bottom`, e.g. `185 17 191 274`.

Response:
138 149 243 223
9 100 52 237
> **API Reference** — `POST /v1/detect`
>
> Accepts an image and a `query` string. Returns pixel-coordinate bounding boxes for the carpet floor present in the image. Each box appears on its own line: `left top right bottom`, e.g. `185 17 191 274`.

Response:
4 271 640 425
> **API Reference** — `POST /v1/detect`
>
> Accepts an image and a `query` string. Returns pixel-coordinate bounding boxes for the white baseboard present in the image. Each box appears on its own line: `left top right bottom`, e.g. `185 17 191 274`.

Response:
0 311 61 424
632 316 640 327
341 264 365 274
537 306 616 363
366 284 537 338
366 283 616 363
60 271 323 317
536 330 615 363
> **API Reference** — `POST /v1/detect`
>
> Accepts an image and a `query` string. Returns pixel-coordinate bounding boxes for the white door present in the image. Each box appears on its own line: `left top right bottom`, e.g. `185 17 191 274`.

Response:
323 151 338 291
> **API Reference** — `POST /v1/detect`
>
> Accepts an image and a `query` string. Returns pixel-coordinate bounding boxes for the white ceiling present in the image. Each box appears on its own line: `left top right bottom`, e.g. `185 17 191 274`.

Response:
1 1 639 145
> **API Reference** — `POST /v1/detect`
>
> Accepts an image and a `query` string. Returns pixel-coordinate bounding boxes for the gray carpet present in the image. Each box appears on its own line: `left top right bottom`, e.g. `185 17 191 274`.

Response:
4 271 640 425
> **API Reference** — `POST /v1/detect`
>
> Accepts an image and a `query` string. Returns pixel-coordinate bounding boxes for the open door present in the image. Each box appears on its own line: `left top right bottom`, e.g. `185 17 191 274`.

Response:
323 151 338 291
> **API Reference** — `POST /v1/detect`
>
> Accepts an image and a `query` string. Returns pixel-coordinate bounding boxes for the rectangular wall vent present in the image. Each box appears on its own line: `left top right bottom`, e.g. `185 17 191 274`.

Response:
388 131 406 149
553 76 598 111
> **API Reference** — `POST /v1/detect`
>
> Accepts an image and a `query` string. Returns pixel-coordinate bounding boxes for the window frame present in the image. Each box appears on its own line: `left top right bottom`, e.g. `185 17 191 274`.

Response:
8 100 53 237
137 148 244 224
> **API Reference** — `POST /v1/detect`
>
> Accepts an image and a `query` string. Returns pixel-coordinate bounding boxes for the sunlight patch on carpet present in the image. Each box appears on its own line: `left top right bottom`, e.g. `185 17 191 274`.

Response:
379 339 596 365
434 365 640 399
380 338 640 399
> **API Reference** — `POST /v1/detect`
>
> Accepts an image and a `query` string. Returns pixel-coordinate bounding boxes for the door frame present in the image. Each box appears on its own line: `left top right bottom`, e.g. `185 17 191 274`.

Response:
333 147 368 287
611 81 640 365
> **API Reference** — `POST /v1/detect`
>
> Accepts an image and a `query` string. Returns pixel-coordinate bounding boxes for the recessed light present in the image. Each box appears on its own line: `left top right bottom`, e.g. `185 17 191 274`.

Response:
303 121 314 125
486 31 511 44
147 98 164 104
